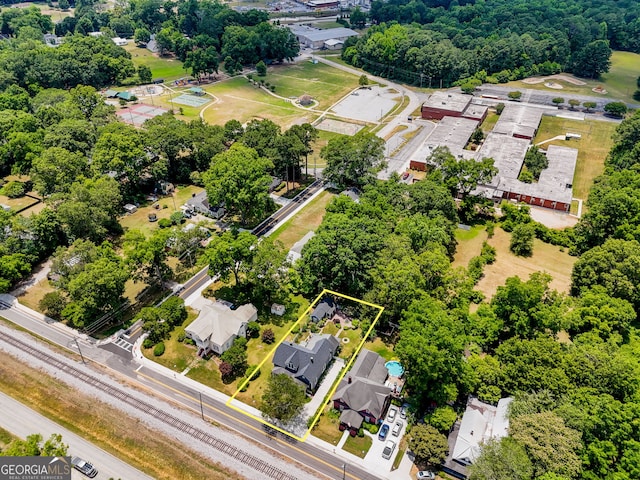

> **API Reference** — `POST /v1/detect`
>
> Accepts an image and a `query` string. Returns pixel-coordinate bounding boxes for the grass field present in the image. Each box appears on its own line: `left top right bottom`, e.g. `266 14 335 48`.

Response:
533 116 617 200
308 129 345 169
123 44 186 81
475 227 576 298
453 226 488 268
0 339 236 480
16 279 55 312
263 61 360 110
508 51 640 104
342 433 372 458
202 77 316 128
269 190 335 249
480 112 499 132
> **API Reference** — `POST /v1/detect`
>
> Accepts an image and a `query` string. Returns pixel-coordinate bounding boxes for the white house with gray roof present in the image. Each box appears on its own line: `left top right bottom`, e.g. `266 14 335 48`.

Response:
185 301 257 355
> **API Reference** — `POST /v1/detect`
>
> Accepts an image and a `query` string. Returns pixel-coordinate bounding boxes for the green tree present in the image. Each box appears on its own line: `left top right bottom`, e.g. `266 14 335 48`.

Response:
508 91 523 100
552 97 565 107
396 297 468 404
407 424 449 466
134 27 151 45
244 237 289 307
359 74 369 86
138 64 153 84
582 101 597 112
220 337 248 378
428 406 458 433
59 0 70 10
509 223 535 256
203 144 274 225
123 229 170 284
184 47 219 80
572 40 612 78
39 291 68 320
428 146 497 196
469 437 533 480
261 373 307 423
604 102 627 118
256 60 267 77
2 434 68 457
568 99 581 110
31 147 87 196
205 230 256 285
510 411 583 478
321 132 385 189
0 253 32 293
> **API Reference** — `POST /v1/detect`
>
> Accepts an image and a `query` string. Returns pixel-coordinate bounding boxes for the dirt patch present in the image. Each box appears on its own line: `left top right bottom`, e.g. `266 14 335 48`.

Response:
315 117 364 136
544 82 563 90
475 228 576 299
592 86 608 94
522 74 586 86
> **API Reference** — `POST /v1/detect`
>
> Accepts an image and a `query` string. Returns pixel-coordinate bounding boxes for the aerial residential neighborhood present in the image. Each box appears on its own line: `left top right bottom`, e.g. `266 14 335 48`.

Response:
0 0 639 479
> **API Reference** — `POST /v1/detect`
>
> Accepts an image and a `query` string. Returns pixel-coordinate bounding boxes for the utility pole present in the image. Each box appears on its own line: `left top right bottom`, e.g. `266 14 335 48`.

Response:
199 392 205 421
74 338 86 364
342 463 346 480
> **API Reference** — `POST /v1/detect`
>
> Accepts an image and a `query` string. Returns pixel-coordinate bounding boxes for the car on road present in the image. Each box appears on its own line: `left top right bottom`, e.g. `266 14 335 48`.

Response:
392 421 403 436
416 471 436 479
378 423 389 440
71 457 98 478
382 440 396 460
387 406 397 423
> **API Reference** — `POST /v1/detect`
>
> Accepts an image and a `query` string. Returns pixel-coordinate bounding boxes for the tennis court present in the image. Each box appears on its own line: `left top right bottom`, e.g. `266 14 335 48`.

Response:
172 94 211 107
117 104 170 126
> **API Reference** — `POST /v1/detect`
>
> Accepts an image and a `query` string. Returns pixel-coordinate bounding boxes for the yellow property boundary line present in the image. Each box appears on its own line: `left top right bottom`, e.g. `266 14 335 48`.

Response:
226 288 384 442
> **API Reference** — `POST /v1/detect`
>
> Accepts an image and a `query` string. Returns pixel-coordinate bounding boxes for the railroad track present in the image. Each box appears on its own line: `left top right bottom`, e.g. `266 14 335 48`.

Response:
0 330 299 480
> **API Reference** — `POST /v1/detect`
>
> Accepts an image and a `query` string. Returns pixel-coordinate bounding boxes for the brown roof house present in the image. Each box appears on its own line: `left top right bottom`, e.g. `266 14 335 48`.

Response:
185 301 257 356
272 334 339 394
332 349 392 433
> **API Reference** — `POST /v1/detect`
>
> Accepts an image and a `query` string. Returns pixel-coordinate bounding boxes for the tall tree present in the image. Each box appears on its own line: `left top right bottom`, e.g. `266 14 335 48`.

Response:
469 437 533 480
321 132 385 189
205 230 256 285
261 373 307 423
203 144 274 225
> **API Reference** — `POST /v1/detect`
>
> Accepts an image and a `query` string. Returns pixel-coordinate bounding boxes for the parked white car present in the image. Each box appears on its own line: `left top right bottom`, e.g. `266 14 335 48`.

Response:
382 440 396 460
387 406 397 423
392 421 403 436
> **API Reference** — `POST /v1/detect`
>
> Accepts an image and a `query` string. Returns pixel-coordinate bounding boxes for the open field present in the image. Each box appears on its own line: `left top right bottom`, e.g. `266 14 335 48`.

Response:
452 226 488 268
265 61 360 110
308 129 344 169
508 51 640 104
16 279 55 313
475 227 576 299
202 77 316 128
123 44 186 81
270 190 335 249
0 339 235 480
533 116 617 200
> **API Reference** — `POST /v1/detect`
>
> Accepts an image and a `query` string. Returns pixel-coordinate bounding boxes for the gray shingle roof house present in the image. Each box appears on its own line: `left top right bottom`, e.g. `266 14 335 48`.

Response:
185 191 225 219
332 349 392 429
272 334 339 393
310 297 336 323
185 301 257 355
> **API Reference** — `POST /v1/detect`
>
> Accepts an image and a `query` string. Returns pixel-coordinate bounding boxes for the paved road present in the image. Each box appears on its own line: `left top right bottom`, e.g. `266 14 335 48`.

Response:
0 297 385 480
0 391 152 480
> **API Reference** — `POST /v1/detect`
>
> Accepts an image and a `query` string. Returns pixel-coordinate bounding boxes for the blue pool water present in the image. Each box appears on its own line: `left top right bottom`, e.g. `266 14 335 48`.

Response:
385 360 404 377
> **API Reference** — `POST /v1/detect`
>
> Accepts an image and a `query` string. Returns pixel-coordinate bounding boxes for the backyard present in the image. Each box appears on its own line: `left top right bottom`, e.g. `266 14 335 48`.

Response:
533 116 617 200
123 44 187 81
474 227 576 298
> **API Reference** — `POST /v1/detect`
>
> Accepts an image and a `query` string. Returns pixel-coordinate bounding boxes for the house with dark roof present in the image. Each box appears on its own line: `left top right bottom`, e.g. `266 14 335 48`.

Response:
272 334 339 394
310 297 336 323
332 349 392 433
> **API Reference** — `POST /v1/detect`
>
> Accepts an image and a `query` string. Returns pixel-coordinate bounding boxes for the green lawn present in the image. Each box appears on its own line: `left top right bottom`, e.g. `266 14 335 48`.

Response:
533 116 617 200
481 112 499 133
364 337 395 361
342 434 372 458
263 61 360 110
312 406 344 445
270 190 335 249
202 77 315 128
308 129 344 170
507 51 640 104
123 44 186 81
142 309 199 373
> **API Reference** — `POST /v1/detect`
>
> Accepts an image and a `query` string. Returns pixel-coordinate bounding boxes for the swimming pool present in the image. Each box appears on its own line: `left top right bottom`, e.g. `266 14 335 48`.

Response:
385 360 404 377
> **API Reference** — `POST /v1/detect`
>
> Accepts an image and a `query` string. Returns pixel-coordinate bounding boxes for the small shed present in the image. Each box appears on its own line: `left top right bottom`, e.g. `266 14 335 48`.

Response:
123 203 137 214
105 89 119 98
271 304 286 316
188 87 204 96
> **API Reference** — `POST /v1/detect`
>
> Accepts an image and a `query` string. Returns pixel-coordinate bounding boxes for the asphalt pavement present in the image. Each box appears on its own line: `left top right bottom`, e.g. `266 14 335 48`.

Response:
0 391 152 480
